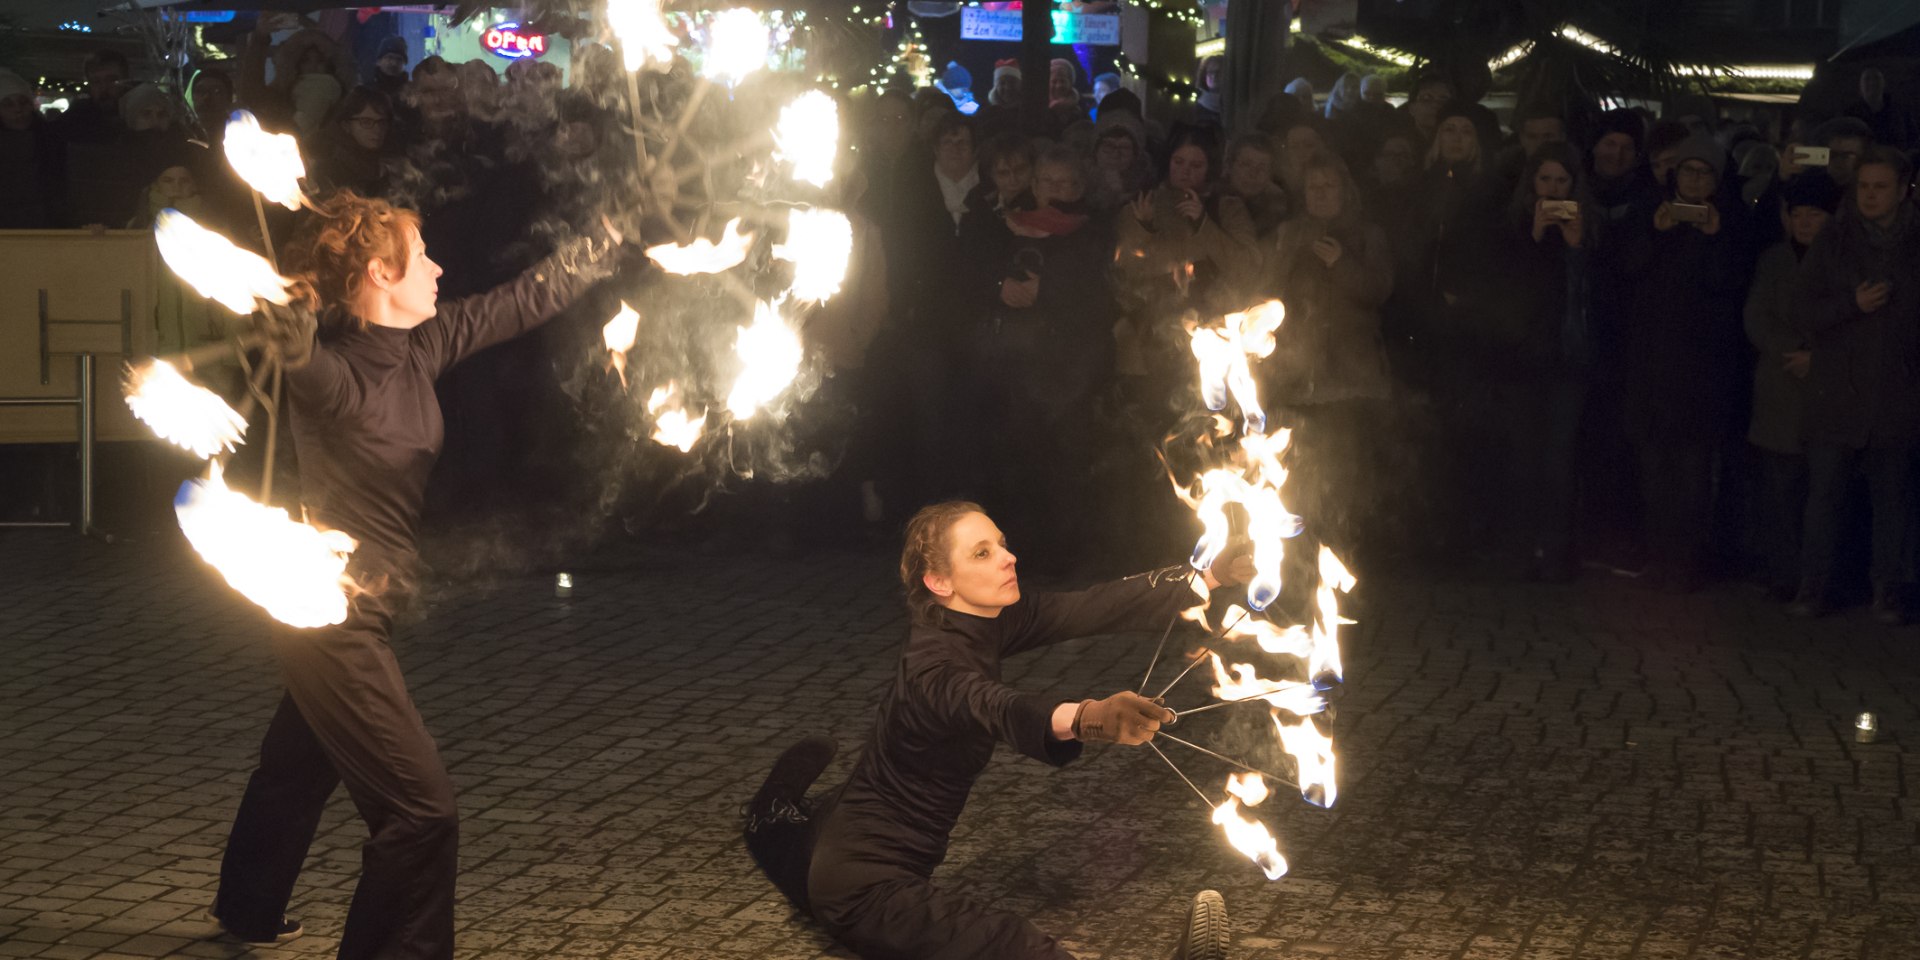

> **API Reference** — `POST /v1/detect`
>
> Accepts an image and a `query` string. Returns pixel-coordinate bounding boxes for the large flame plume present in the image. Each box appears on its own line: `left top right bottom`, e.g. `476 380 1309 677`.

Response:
646 218 753 275
726 300 803 418
773 209 852 304
1168 298 1357 875
153 209 292 314
124 360 247 458
775 90 839 188
174 463 357 629
223 110 307 209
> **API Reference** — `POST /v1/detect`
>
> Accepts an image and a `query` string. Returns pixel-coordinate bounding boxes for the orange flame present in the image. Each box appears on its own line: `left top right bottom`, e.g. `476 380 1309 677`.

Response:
1225 771 1270 807
223 110 306 209
646 218 752 275
1274 713 1337 808
124 359 247 459
602 301 641 387
153 209 291 314
174 462 357 628
1211 799 1287 880
646 381 707 452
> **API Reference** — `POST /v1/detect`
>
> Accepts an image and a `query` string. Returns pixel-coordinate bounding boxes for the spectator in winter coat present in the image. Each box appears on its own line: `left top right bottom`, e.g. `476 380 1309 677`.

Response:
0 70 65 229
1617 136 1750 591
1744 173 1840 601
1264 149 1393 557
1481 143 1595 580
1790 148 1920 622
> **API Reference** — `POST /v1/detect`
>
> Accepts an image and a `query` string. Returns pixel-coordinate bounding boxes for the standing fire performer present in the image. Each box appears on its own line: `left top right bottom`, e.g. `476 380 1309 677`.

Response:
209 189 623 957
744 500 1251 960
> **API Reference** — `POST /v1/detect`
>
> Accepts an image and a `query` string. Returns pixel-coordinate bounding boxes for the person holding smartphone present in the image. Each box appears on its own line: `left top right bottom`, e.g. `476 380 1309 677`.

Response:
1478 143 1595 582
1617 136 1749 592
1790 147 1920 622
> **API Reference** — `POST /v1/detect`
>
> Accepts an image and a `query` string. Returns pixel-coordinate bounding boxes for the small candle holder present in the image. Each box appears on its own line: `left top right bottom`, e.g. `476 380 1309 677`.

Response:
554 572 574 599
1855 712 1878 744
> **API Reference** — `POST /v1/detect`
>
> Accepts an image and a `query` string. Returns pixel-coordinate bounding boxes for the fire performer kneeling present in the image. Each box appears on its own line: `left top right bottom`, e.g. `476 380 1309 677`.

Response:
209 189 623 957
744 501 1249 960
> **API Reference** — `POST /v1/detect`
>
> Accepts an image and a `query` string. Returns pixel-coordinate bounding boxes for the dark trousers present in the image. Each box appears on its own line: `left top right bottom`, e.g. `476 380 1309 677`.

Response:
1801 441 1918 587
216 618 458 960
1505 381 1586 568
1635 441 1716 577
745 788 1072 960
1755 449 1808 593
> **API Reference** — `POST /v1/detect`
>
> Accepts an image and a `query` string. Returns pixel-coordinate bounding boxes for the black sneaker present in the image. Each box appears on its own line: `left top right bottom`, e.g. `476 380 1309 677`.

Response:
744 736 836 833
208 910 303 945
1171 889 1229 960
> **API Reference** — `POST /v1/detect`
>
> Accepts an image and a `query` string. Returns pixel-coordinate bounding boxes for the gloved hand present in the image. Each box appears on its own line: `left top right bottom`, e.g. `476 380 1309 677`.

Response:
1074 691 1173 745
254 300 317 369
1205 538 1255 589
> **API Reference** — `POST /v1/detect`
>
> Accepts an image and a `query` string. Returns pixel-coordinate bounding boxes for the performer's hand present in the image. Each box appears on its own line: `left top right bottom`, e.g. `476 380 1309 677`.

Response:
1074 691 1173 745
1203 540 1256 589
255 300 317 369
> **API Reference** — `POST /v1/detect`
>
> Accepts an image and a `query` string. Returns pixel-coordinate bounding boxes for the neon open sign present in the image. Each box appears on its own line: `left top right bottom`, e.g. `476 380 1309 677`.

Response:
483 22 547 60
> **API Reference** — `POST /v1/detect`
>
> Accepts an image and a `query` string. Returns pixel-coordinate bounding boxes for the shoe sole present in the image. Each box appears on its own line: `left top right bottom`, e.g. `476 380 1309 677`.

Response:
1183 889 1229 960
205 910 303 945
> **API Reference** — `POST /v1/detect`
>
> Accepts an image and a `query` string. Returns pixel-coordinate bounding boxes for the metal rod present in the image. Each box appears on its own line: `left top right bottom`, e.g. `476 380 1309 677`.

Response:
1173 691 1285 720
1157 732 1298 790
1139 569 1197 693
76 353 94 534
1144 606 1251 698
159 335 264 372
0 397 79 407
259 360 281 505
661 77 712 169
1148 740 1216 807
1154 647 1212 701
250 191 279 273
626 71 653 176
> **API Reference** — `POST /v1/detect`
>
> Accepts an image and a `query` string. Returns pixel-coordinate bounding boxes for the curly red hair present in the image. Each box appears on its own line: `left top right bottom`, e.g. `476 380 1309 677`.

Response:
283 189 422 321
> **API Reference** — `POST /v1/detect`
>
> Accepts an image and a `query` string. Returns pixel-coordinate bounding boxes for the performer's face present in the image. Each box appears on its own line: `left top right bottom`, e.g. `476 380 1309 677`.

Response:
366 226 442 329
926 511 1019 617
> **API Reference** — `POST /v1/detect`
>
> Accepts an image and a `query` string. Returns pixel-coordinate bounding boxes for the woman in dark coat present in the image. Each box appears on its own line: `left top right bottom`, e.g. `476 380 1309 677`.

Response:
1616 137 1751 590
743 501 1245 960
1484 143 1595 580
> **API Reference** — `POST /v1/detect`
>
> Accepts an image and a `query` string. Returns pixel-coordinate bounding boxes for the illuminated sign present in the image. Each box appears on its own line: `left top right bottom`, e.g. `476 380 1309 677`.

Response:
483 21 548 60
959 9 1121 45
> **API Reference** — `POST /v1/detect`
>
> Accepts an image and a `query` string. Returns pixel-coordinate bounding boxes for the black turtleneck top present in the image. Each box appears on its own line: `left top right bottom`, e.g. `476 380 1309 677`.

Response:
813 566 1202 874
283 240 613 606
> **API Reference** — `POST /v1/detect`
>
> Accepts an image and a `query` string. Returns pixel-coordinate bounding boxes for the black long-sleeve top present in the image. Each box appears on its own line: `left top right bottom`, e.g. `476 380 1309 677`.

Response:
284 240 615 600
816 566 1202 874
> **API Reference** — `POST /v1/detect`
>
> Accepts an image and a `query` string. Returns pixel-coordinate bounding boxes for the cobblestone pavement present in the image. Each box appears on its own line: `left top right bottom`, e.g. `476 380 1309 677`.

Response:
2 527 1918 960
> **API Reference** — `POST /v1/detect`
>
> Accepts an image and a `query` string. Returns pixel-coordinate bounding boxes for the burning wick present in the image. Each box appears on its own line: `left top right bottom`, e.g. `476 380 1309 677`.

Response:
1211 799 1288 880
646 382 707 452
773 209 852 305
223 109 307 210
645 218 752 275
701 8 769 83
725 300 804 419
601 301 642 387
153 209 292 315
174 462 357 629
124 359 247 459
774 90 839 188
606 0 676 72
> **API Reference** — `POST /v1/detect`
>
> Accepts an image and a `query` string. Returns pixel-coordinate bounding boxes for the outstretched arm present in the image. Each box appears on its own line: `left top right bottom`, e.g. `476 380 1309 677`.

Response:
413 230 623 379
1001 564 1207 657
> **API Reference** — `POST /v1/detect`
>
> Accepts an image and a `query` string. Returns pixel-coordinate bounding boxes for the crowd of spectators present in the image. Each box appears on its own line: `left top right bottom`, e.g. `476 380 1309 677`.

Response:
3 29 1918 621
